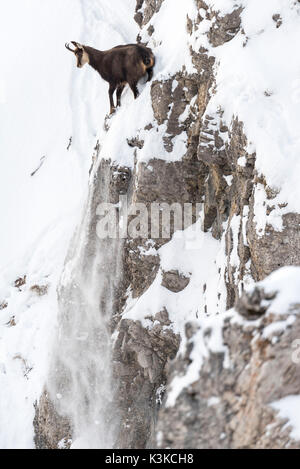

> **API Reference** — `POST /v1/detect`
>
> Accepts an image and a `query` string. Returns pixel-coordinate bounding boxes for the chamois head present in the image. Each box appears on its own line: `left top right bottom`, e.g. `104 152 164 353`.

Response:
65 41 89 68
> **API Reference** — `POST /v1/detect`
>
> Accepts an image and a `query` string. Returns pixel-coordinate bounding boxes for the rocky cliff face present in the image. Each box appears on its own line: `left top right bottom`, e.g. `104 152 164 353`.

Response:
34 0 300 449
157 268 300 449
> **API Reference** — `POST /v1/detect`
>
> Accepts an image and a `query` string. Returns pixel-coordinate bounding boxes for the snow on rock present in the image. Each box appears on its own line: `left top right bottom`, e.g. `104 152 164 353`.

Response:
140 0 198 77
246 265 300 317
271 395 300 441
157 266 300 449
204 0 300 219
124 220 226 330
166 266 300 410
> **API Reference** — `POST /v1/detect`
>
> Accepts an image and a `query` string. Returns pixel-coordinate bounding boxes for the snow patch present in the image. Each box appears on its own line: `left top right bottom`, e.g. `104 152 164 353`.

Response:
271 395 300 441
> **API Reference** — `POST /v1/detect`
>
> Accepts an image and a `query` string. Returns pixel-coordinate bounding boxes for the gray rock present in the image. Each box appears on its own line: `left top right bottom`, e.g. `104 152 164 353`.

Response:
33 391 72 449
161 270 190 293
156 300 300 449
236 287 277 320
208 7 243 47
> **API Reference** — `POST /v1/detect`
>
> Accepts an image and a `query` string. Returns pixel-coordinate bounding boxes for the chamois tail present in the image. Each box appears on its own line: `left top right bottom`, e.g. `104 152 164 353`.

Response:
139 48 155 69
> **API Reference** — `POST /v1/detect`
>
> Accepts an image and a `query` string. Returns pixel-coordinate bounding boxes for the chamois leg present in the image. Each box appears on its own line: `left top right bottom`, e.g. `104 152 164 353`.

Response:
116 83 125 107
129 81 139 100
109 83 117 114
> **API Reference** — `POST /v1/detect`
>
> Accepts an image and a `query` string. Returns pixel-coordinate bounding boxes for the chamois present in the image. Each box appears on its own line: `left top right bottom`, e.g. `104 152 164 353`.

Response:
65 41 155 114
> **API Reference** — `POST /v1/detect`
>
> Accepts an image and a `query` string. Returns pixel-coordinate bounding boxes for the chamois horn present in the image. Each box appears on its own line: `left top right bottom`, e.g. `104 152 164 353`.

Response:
65 42 76 52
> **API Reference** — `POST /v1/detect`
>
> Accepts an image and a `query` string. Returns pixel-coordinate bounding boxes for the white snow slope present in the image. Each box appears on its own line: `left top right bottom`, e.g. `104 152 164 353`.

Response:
0 0 300 449
0 0 137 449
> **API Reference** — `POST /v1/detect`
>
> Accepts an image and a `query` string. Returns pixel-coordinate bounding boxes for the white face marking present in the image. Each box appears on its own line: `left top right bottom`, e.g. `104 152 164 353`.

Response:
77 49 89 68
81 50 89 66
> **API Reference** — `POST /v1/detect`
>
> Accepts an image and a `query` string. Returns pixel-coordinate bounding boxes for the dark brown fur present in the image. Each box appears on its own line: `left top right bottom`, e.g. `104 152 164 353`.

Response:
68 42 155 114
